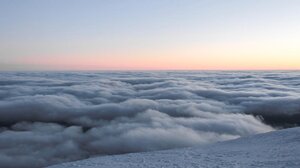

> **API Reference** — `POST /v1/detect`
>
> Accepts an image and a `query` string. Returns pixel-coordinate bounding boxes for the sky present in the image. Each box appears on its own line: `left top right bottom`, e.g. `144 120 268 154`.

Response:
0 0 300 71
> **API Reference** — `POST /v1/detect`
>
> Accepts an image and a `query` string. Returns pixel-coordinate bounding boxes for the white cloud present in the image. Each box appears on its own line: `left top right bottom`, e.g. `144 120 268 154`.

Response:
0 71 299 167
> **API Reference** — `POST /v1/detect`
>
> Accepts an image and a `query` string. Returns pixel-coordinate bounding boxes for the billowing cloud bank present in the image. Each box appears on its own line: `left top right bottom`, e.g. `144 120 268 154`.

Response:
0 71 299 168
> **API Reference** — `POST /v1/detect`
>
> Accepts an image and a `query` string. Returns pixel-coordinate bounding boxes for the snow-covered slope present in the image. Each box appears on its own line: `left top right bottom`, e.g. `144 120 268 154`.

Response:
49 127 300 168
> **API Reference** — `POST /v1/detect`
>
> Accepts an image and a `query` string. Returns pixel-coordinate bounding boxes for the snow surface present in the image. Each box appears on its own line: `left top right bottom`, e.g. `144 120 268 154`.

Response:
48 127 300 168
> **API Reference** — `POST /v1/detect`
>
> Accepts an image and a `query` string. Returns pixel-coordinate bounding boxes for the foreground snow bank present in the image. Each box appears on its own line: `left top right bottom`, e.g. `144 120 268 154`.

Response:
49 127 300 168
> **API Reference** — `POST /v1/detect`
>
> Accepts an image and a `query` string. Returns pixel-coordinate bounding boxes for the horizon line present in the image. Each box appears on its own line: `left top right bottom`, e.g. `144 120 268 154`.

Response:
1 68 300 72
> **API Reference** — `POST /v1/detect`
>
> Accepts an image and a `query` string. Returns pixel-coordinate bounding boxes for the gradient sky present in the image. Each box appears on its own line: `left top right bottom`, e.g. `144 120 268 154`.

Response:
1 0 300 70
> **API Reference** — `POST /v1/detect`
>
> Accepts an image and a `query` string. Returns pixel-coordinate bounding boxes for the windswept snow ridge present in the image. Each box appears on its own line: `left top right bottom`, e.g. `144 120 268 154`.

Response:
49 127 300 168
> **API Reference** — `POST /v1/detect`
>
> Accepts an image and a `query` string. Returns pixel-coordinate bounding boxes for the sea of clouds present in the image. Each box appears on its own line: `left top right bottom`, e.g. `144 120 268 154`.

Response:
0 71 299 168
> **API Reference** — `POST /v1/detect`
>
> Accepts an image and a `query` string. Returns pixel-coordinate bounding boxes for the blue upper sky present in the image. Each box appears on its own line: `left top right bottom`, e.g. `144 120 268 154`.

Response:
1 0 300 70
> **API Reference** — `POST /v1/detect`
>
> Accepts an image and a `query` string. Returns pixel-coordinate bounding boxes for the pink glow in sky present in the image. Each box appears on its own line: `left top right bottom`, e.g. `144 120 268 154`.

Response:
1 0 300 70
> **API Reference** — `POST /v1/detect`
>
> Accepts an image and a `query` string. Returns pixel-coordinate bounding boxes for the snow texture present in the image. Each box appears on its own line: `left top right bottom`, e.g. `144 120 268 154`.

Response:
49 127 300 168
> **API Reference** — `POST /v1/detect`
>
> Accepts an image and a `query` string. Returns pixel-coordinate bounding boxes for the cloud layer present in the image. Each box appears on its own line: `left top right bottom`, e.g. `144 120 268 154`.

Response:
0 71 299 167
